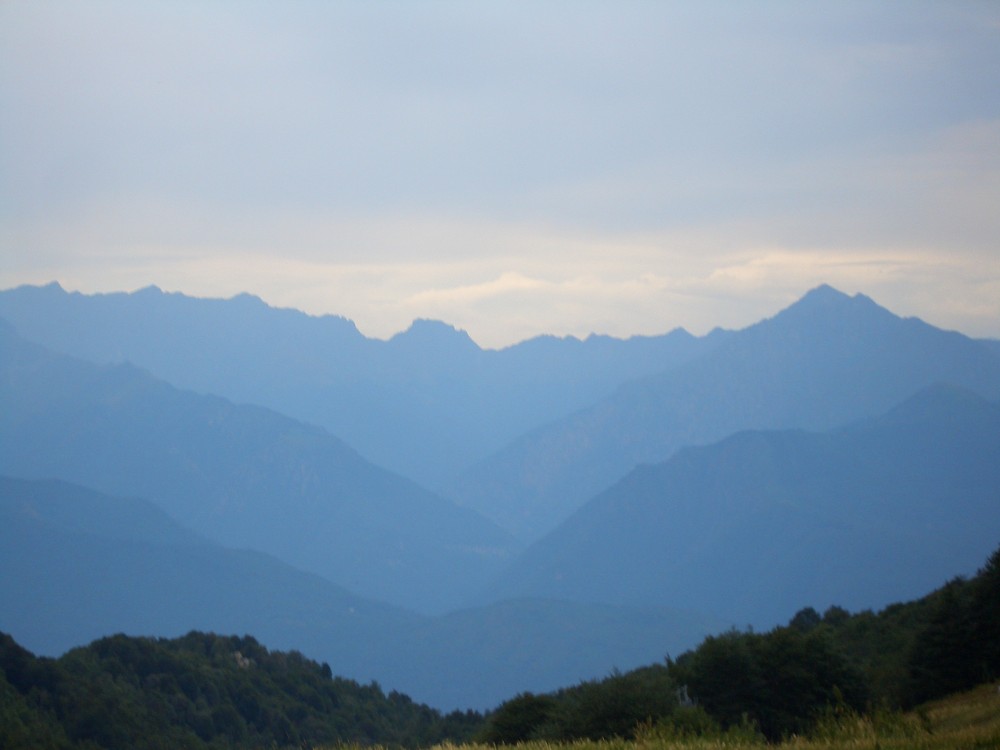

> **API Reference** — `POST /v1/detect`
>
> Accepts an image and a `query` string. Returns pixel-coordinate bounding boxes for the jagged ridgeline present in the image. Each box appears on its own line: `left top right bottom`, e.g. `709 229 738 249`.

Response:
2 283 999 716
0 631 482 750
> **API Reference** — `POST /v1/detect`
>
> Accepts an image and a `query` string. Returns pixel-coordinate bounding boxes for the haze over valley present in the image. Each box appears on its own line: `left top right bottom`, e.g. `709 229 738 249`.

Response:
2 4 998 742
1 282 998 710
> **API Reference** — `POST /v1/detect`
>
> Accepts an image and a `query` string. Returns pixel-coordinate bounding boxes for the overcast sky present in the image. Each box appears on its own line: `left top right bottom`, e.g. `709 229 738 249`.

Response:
2 1 999 347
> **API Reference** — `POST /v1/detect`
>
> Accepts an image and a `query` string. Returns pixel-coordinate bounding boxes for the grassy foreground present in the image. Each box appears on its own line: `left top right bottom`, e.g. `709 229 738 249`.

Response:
332 683 1000 750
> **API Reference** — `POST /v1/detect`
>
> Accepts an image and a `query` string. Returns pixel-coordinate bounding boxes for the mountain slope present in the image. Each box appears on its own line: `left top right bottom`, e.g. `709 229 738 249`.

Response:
451 285 1000 541
0 322 518 614
395 596 720 710
0 475 715 710
485 383 1000 627
0 475 421 678
0 282 725 489
0 627 483 750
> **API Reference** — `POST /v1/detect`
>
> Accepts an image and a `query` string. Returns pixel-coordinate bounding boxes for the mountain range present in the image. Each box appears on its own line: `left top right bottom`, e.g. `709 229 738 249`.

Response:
0 474 419 678
0 282 726 491
484 383 1000 627
0 320 515 615
1 281 998 711
450 284 1000 540
0 475 714 710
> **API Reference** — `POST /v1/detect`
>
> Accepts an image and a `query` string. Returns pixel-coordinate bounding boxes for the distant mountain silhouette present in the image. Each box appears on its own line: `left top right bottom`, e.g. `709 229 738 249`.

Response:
484 383 1000 627
0 475 716 710
0 474 420 676
397 596 720 710
0 282 726 490
451 285 1000 540
389 318 481 356
0 323 518 614
3 281 998 710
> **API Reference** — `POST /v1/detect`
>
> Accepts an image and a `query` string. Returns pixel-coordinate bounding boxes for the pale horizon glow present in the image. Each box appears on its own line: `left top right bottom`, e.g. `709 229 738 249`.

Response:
2 1 999 347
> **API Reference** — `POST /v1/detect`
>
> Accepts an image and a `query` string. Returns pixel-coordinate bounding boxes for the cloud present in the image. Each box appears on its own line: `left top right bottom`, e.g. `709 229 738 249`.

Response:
406 272 549 306
2 2 999 345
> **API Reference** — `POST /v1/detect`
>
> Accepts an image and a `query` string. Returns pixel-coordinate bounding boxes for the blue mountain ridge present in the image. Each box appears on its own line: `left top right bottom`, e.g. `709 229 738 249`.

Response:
0 475 717 710
0 321 517 614
2 283 998 708
484 382 1000 628
451 285 1000 541
0 281 726 490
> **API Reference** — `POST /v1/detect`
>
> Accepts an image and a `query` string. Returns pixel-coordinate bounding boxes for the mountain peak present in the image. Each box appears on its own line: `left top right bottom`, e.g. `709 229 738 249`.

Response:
770 284 889 328
6 281 67 297
795 284 873 310
229 291 267 308
801 283 847 302
390 319 480 352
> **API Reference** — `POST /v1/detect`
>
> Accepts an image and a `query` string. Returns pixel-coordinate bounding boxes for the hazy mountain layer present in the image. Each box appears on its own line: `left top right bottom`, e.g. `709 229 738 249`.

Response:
451 285 1000 541
0 322 518 614
485 383 1000 628
0 475 715 710
0 282 725 490
3 282 997 708
0 475 419 678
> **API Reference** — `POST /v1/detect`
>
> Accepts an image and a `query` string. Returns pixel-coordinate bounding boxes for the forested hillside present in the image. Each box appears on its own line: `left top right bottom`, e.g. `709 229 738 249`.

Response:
2 545 997 749
0 631 481 750
482 543 1000 743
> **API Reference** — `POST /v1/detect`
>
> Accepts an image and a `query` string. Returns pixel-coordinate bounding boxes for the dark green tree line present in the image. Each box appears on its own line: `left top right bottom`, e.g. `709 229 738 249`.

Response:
0 631 481 750
482 543 1000 744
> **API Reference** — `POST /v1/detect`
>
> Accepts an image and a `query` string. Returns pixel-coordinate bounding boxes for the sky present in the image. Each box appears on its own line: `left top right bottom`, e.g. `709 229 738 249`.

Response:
2 1 999 348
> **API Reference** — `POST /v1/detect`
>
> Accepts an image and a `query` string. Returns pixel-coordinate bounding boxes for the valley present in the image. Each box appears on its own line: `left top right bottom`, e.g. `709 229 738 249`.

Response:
1 282 998 715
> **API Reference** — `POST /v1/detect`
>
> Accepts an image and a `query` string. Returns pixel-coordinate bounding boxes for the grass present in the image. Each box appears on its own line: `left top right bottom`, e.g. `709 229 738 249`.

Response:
402 682 1000 750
